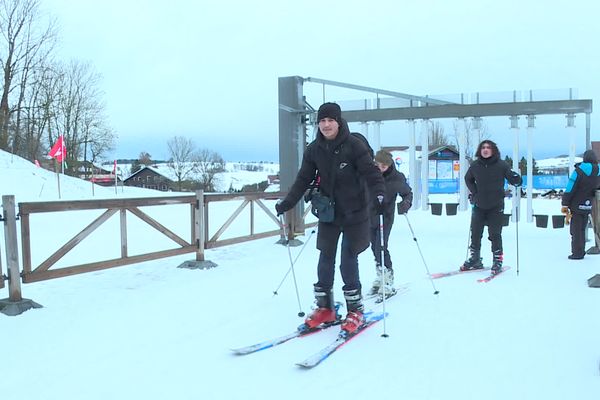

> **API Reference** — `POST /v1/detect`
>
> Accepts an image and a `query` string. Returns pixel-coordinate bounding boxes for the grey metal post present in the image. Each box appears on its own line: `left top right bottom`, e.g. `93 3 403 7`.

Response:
408 119 419 209
586 113 591 150
458 118 468 211
278 76 306 236
510 116 520 223
566 113 576 176
526 115 535 223
420 119 430 210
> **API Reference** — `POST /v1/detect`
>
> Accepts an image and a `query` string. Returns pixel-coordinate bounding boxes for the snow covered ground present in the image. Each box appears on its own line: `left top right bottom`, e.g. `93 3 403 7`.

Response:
1 151 600 400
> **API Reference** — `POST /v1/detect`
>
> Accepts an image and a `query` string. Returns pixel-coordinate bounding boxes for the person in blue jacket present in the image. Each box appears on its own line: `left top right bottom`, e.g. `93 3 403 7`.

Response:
561 149 600 259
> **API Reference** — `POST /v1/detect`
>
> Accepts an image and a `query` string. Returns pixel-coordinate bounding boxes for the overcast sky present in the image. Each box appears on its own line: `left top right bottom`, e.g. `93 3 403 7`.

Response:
43 0 599 161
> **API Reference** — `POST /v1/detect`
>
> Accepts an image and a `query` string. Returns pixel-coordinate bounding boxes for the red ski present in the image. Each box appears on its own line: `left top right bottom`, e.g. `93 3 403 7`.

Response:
477 266 511 283
430 267 491 279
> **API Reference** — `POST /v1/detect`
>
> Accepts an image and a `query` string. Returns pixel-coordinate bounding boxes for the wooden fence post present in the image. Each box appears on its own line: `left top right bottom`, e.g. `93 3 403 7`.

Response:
0 195 42 316
177 190 217 270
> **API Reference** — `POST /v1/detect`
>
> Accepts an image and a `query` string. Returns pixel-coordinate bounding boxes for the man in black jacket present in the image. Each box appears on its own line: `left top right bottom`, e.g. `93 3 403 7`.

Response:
561 149 600 259
368 150 413 297
462 140 522 275
275 102 385 334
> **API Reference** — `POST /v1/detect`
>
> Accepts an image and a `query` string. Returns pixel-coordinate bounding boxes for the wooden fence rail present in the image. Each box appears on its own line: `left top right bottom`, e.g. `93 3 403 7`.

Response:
1 191 316 314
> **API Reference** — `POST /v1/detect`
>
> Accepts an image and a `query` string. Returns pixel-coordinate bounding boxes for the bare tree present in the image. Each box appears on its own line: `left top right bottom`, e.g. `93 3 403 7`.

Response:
166 136 200 191
451 118 491 158
139 151 153 166
0 0 56 151
131 151 153 174
46 60 114 174
196 148 225 192
428 121 449 148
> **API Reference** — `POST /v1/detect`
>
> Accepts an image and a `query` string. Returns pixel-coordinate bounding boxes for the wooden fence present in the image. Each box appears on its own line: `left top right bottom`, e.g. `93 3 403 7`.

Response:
1 190 316 311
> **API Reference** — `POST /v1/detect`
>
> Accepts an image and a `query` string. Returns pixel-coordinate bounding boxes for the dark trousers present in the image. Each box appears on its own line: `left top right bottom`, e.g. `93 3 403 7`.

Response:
569 213 588 257
470 205 504 254
370 222 393 269
315 220 369 292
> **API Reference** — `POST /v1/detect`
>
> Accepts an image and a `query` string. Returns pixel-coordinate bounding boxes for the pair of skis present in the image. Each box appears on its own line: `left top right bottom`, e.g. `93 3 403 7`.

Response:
430 266 511 282
231 310 387 369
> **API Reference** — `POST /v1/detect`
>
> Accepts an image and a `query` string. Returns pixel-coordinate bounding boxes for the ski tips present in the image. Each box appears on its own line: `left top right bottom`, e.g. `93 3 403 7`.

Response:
433 290 440 295
298 311 306 317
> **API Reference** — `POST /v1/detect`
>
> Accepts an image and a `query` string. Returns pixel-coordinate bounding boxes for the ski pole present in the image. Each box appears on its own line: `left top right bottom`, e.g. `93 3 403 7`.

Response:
279 215 305 317
403 214 439 295
378 206 389 338
515 204 520 276
272 228 316 296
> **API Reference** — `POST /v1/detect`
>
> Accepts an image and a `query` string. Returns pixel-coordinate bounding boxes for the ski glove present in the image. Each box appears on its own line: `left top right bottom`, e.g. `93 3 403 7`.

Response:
397 200 411 215
275 200 292 216
508 171 523 187
561 206 569 215
375 195 385 215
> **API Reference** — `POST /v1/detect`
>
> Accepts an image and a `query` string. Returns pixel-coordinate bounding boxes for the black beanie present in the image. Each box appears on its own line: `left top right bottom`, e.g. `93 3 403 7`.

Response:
317 102 342 123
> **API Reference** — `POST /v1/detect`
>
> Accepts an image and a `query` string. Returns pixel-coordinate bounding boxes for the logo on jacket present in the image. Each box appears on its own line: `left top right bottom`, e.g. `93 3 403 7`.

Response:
339 163 348 169
579 200 592 211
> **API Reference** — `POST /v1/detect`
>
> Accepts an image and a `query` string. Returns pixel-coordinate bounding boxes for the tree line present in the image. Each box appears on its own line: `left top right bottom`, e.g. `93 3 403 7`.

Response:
0 0 114 174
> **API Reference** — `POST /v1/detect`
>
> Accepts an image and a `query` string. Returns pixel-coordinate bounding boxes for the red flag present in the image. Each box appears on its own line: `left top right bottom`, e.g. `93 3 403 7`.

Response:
48 135 66 162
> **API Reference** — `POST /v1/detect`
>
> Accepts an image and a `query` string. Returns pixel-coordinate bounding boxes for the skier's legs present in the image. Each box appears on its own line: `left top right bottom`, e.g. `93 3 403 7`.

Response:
339 232 361 292
382 221 393 269
570 213 586 257
487 207 504 254
470 207 485 253
315 222 341 289
369 225 382 265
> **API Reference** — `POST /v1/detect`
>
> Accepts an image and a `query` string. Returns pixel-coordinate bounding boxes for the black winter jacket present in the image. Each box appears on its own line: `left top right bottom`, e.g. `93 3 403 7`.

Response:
283 119 385 226
465 154 522 210
369 164 412 228
562 162 600 214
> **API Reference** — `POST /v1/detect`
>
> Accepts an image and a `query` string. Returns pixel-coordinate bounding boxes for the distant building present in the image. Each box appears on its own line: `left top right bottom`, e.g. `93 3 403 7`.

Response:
382 145 460 179
123 166 174 191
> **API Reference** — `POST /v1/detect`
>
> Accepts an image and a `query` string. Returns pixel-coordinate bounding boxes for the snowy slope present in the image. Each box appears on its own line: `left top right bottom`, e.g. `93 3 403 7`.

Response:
1 149 599 400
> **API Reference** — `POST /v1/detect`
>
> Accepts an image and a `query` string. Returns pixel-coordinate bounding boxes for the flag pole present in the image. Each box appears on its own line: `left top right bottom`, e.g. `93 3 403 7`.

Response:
114 160 118 195
56 159 61 199
91 163 95 196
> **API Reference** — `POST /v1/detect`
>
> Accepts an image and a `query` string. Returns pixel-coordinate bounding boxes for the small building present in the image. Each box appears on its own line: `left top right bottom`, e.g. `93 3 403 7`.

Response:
382 145 460 178
382 145 460 193
123 166 174 191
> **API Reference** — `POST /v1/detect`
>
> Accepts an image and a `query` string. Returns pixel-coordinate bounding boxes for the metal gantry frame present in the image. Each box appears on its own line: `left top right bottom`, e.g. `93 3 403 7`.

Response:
278 76 593 232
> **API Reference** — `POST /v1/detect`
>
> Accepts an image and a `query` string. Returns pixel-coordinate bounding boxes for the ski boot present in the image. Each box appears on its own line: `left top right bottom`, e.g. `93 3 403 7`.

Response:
341 288 365 334
491 251 503 275
303 286 338 329
378 267 395 298
460 248 484 271
368 263 383 296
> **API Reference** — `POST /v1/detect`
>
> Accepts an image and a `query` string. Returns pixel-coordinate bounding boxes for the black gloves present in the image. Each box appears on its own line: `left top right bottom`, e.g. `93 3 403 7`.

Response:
468 193 477 205
509 171 523 187
275 200 292 216
375 195 385 215
397 200 411 215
